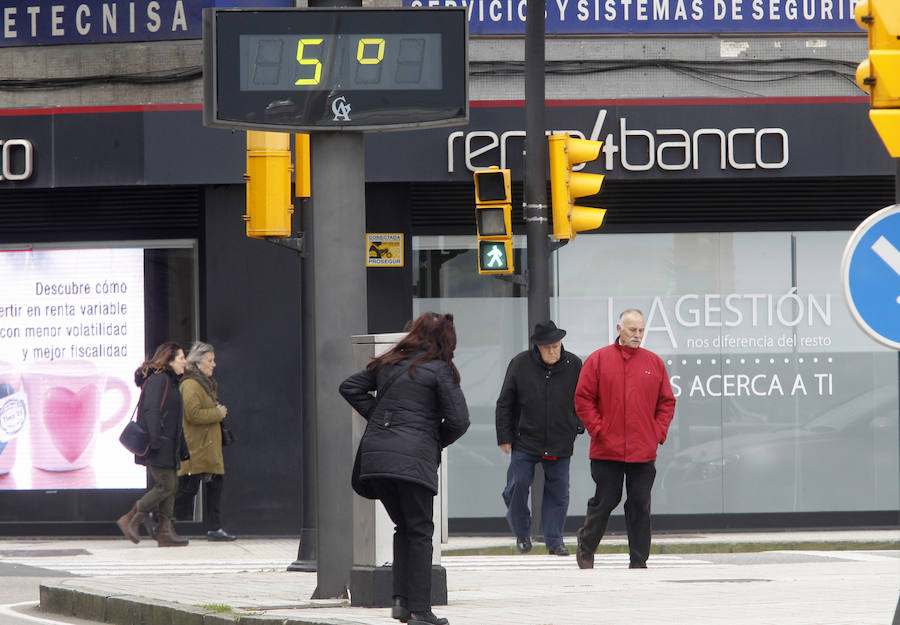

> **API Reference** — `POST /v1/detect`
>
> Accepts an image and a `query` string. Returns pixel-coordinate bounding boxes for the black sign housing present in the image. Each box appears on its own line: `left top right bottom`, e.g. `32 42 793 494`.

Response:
203 7 469 132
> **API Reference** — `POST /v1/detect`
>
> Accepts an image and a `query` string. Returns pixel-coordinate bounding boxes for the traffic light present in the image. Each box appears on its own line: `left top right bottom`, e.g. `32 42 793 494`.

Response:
243 131 294 238
855 0 900 157
547 133 607 241
473 166 514 274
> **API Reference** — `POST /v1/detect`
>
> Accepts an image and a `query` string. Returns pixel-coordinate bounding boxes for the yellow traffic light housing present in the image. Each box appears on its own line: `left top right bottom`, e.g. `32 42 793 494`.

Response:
855 0 900 157
548 133 607 241
243 131 294 238
295 133 311 199
473 166 514 275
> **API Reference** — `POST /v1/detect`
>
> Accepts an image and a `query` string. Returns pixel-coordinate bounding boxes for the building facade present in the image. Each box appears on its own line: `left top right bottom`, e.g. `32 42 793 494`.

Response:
0 0 895 535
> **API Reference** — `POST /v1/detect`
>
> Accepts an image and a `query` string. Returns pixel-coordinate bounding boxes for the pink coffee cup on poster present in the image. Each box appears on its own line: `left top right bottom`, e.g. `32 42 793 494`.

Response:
0 361 27 476
23 360 130 472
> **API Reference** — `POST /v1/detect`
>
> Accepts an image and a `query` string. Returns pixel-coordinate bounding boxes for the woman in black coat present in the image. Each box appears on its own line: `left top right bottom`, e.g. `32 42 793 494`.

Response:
116 341 190 547
340 312 470 625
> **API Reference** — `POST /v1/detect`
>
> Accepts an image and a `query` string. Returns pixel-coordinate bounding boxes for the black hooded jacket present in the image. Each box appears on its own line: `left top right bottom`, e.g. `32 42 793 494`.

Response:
495 345 583 457
339 354 470 495
133 368 188 469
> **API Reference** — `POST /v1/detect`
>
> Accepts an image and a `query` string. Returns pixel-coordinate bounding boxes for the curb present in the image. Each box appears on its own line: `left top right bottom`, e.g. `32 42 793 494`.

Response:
39 583 363 625
442 539 900 557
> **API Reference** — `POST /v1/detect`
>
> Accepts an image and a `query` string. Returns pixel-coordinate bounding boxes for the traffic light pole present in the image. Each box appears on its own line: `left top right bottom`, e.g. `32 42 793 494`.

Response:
524 0 551 331
523 0 551 536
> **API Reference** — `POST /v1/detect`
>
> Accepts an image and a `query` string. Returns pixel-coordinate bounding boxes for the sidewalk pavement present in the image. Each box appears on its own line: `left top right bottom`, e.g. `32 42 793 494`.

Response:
3 529 897 625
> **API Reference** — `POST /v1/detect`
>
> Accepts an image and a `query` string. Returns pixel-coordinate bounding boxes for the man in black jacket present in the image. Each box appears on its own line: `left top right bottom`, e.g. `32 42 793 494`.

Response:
495 320 583 555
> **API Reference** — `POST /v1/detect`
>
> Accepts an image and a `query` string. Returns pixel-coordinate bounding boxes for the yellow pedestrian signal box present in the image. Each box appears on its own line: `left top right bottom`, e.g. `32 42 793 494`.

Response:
548 133 607 241
243 131 294 238
855 0 900 157
473 166 514 274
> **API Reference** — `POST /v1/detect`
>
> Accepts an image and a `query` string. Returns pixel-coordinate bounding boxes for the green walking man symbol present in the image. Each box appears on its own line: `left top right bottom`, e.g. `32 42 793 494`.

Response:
486 244 505 267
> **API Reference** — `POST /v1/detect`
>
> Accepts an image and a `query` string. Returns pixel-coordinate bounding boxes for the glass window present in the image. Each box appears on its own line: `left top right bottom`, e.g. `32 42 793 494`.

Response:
414 231 899 519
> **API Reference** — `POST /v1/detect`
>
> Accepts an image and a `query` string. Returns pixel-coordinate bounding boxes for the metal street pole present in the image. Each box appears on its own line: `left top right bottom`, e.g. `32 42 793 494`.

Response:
523 0 551 538
524 0 550 333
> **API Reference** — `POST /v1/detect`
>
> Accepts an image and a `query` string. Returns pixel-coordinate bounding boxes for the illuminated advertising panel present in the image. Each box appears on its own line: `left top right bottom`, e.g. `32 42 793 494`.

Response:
0 247 146 490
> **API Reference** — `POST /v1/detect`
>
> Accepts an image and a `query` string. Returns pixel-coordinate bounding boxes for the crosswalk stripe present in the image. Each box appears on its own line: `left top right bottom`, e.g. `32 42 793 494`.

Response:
1 560 291 576
2 554 714 576
442 554 712 570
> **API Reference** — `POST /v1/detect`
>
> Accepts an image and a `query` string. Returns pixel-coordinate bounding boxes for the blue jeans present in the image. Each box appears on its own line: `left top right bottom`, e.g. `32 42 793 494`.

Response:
501 450 571 548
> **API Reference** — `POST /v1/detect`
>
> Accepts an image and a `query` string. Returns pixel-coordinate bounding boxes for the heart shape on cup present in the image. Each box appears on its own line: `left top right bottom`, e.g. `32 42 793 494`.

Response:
44 385 100 464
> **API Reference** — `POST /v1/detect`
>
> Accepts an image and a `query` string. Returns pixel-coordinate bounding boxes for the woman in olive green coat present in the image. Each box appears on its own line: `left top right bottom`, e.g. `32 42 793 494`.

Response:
174 341 236 541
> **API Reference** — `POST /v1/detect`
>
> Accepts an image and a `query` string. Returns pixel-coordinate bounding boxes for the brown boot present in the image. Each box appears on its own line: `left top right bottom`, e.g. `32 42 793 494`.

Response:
156 514 189 547
116 503 142 544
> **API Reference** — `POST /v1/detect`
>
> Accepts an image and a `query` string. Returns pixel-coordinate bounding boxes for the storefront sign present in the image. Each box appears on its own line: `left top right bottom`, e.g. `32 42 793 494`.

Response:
0 139 33 182
0 0 291 47
366 98 891 182
403 0 859 34
448 109 790 174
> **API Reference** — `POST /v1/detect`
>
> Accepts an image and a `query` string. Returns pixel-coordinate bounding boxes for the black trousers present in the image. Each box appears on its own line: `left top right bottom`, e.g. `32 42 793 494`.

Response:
174 473 224 530
368 478 435 612
577 459 656 567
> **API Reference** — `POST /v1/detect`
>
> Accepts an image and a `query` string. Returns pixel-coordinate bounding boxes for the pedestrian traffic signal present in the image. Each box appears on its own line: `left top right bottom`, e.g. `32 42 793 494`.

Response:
548 133 607 241
243 131 294 238
473 166 514 274
478 240 513 273
855 0 900 157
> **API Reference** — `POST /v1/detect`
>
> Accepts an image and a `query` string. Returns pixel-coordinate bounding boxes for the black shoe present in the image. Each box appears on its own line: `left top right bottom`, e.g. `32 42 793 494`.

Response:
515 536 532 554
207 528 237 541
392 596 409 622
408 610 448 625
142 512 159 539
629 561 648 569
575 538 594 569
548 544 570 556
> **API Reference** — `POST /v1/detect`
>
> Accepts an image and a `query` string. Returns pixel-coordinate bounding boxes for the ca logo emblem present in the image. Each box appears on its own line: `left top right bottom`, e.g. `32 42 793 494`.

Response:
331 96 352 122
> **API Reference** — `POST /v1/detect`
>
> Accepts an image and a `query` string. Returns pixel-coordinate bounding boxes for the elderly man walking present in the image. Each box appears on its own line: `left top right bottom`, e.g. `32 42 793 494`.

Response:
574 309 675 569
496 320 583 556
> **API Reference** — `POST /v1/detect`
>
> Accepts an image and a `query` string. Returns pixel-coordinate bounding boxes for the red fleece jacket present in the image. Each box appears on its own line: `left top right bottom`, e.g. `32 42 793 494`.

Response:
575 341 676 463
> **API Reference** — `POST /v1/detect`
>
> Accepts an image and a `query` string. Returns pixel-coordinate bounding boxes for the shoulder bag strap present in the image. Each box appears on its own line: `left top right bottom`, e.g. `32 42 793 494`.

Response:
372 362 409 411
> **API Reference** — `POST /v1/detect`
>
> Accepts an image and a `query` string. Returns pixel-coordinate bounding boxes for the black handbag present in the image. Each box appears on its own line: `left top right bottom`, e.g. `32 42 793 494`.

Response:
351 363 408 499
119 376 168 457
119 420 150 456
220 422 236 446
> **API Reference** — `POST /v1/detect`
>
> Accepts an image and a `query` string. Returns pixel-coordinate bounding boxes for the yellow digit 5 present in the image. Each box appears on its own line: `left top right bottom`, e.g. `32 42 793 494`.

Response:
357 38 385 65
296 38 323 85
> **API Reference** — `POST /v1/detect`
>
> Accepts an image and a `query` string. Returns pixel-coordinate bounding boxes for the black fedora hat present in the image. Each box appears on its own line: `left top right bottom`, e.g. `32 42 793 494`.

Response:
531 320 566 345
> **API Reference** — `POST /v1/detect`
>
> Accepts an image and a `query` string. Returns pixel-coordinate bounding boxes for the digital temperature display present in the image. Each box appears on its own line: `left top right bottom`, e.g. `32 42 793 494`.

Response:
203 7 468 132
240 33 443 91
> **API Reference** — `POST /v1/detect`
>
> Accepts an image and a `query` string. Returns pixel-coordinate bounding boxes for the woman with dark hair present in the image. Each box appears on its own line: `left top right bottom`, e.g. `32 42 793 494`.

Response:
116 341 191 547
339 312 470 625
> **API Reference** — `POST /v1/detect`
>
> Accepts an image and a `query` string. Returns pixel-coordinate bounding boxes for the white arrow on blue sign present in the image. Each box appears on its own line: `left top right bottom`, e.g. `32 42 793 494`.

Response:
841 204 900 350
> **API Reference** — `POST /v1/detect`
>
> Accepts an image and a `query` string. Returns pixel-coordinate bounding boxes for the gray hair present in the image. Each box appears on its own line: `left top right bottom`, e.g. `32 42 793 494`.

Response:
618 308 644 323
185 341 215 366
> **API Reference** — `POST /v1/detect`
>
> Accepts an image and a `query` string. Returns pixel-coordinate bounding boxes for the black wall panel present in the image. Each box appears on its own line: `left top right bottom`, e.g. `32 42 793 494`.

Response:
202 185 304 535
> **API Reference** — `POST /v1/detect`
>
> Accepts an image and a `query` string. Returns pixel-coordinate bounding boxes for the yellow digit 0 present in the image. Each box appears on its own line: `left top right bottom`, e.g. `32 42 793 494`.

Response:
295 38 323 85
357 38 385 65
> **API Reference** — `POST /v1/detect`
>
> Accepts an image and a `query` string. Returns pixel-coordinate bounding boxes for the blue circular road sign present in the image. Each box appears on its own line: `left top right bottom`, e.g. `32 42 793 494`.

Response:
842 204 900 350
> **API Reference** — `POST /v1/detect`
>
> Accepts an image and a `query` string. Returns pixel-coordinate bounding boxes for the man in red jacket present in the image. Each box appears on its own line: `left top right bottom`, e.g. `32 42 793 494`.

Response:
574 308 675 569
